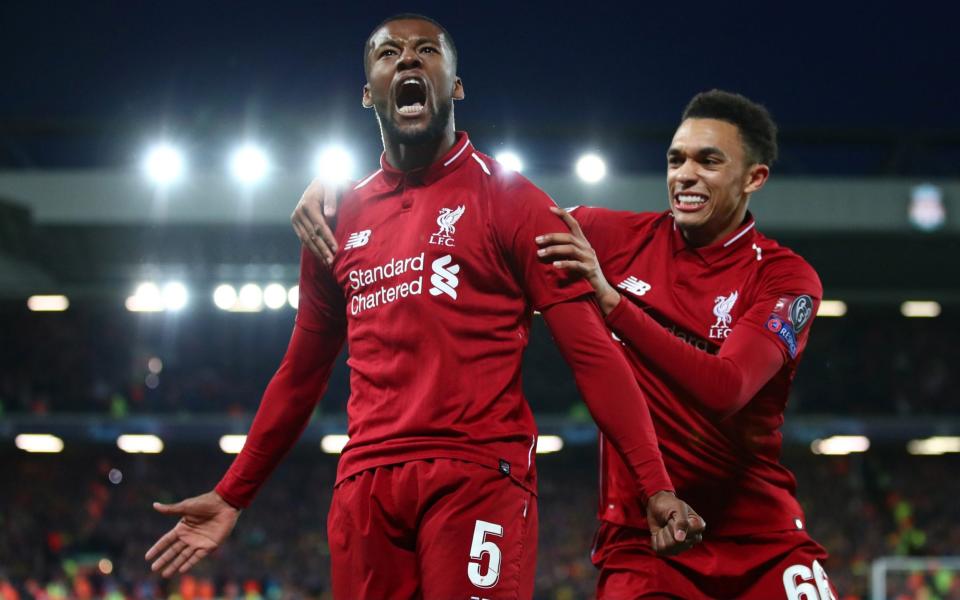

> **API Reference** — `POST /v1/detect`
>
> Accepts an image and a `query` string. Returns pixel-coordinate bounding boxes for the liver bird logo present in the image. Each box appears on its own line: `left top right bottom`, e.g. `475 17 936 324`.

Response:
436 205 466 237
712 291 739 327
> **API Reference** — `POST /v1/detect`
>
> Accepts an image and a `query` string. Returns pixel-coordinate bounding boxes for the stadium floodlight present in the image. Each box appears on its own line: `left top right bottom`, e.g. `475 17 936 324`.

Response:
321 434 350 454
575 153 607 183
817 300 847 317
219 435 247 454
229 143 270 184
98 559 114 575
161 282 189 311
143 143 185 185
27 295 69 312
313 146 355 184
237 284 264 312
907 436 960 455
535 435 564 454
125 282 164 312
288 285 300 309
495 151 524 173
263 283 288 310
15 433 64 453
810 435 870 455
116 434 164 454
900 300 941 318
213 284 238 311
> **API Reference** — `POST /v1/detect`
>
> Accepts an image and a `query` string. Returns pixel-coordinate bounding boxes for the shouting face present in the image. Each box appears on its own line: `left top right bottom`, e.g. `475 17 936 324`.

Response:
666 118 769 246
363 19 464 146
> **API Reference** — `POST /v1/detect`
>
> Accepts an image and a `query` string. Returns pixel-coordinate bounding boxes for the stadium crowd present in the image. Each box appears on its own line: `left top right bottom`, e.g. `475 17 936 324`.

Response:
3 448 959 599
1 305 956 417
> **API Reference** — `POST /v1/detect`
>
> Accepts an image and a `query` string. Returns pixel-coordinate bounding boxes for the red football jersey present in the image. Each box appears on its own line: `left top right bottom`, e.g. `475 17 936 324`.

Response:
297 133 593 492
573 207 822 536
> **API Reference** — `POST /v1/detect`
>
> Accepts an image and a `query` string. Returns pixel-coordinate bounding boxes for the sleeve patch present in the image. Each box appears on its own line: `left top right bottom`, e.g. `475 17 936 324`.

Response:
766 316 798 358
789 295 815 332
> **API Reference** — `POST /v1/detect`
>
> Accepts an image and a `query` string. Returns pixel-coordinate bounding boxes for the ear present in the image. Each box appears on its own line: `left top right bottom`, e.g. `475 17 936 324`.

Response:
362 83 373 109
743 163 769 195
452 77 465 101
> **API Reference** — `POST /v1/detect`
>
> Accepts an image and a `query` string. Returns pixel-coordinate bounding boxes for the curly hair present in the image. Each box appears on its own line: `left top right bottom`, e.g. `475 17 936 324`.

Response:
681 90 778 166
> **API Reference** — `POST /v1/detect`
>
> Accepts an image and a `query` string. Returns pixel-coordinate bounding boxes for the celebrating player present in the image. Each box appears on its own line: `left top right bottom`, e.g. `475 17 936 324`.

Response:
145 14 703 600
293 90 838 599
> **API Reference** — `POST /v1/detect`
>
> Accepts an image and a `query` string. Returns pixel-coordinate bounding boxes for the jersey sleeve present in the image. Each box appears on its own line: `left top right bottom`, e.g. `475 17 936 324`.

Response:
734 256 823 363
295 246 347 333
491 174 593 310
215 248 347 508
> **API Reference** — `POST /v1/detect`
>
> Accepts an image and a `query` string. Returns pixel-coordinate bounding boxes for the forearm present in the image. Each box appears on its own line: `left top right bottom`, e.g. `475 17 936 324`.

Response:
215 323 344 507
542 298 672 503
604 297 783 419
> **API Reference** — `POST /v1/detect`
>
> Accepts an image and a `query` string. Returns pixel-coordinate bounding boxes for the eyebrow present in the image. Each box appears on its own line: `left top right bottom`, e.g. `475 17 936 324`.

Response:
667 146 727 159
373 36 442 51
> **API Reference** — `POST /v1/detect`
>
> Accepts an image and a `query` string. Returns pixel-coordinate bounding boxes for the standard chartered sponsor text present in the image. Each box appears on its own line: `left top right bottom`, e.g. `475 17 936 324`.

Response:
348 252 425 315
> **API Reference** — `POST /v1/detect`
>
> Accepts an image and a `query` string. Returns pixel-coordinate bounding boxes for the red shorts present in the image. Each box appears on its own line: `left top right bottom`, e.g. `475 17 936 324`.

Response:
327 459 537 600
592 520 839 599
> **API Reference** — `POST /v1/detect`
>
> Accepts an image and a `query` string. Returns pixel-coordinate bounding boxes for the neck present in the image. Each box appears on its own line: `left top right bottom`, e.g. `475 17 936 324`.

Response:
680 200 750 247
382 128 457 172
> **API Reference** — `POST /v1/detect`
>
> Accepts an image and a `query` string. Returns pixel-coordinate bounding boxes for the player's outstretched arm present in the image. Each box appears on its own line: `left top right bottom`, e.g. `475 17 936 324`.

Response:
541 300 705 555
145 490 240 577
290 178 347 264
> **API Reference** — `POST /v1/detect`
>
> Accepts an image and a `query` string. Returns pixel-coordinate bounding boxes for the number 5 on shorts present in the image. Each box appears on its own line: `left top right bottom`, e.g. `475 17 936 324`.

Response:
467 520 504 588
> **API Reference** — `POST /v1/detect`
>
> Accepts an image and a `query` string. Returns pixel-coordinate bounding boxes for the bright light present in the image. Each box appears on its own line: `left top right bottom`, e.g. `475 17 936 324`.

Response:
536 435 564 454
143 144 185 185
15 434 64 453
98 559 114 575
219 435 247 454
901 301 941 318
495 151 524 173
229 144 270 184
810 435 870 455
907 436 960 455
313 146 355 183
116 434 164 454
147 357 163 374
213 284 237 310
263 283 288 310
575 154 607 183
288 285 300 309
162 282 189 311
27 295 69 312
125 282 164 312
237 284 264 312
817 300 847 317
321 435 349 454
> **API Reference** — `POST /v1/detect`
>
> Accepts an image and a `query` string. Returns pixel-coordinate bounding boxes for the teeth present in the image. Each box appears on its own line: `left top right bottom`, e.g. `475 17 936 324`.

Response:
677 194 706 204
402 79 420 86
397 103 424 114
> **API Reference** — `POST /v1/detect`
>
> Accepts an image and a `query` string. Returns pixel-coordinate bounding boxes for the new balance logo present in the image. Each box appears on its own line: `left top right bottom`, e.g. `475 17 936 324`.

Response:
429 254 460 299
343 230 371 250
617 276 652 297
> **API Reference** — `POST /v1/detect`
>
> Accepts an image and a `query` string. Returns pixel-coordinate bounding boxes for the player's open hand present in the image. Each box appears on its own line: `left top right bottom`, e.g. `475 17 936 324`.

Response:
145 491 240 577
536 206 621 315
291 177 346 266
646 491 706 556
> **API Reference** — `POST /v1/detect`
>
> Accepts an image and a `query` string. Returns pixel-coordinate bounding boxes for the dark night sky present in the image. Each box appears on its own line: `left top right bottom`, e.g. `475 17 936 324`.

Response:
2 1 958 174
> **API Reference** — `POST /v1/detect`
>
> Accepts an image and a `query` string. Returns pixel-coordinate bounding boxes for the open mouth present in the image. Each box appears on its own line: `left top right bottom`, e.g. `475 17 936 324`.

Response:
395 77 427 116
674 192 708 211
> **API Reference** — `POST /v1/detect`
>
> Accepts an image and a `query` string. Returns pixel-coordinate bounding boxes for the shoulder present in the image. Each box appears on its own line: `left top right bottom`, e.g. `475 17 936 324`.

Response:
568 206 665 232
755 233 822 297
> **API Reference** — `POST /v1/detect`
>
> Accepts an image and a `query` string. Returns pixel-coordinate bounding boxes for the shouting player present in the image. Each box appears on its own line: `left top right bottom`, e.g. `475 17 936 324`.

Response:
145 14 703 600
293 90 838 599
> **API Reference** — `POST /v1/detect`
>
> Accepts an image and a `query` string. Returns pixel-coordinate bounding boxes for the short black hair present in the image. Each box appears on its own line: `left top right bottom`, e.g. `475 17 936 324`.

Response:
363 13 458 77
681 90 778 166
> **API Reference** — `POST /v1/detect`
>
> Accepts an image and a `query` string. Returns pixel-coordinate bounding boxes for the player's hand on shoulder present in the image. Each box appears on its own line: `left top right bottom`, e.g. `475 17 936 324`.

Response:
291 177 346 265
646 490 706 556
536 206 621 314
145 490 241 577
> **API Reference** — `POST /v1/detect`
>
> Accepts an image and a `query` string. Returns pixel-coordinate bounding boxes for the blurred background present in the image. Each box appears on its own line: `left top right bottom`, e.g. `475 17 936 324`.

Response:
1 2 959 599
